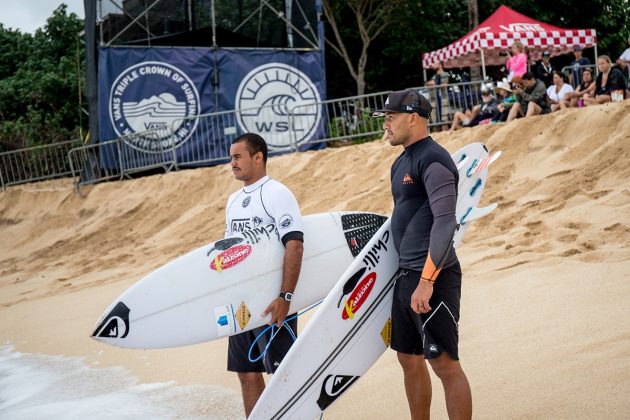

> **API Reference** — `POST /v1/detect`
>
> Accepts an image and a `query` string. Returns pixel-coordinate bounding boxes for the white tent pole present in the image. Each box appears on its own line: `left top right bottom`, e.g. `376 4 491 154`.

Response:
480 48 487 80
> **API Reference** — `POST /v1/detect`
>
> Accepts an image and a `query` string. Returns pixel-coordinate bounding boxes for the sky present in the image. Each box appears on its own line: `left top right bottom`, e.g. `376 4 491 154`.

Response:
0 0 85 34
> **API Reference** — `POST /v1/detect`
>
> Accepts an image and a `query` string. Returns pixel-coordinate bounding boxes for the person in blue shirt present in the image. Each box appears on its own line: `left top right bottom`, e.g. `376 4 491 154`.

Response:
570 46 591 88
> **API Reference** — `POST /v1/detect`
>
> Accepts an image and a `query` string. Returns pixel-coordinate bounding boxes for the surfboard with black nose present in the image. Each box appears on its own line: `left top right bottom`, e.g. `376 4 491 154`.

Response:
91 211 387 349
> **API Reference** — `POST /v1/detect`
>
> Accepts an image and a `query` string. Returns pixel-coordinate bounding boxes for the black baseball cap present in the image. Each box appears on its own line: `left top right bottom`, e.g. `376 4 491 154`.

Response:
369 89 432 119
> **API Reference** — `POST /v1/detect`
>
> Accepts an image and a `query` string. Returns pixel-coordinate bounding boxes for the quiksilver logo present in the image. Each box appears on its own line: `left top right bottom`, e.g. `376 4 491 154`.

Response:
316 375 360 410
92 301 131 339
235 63 321 151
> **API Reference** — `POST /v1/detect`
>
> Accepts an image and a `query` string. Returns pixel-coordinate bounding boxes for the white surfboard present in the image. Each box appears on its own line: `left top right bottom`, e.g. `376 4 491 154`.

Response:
250 142 499 419
91 211 387 349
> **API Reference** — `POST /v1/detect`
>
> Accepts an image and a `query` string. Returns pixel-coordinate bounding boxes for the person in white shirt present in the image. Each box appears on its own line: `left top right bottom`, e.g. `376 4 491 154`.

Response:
225 132 304 417
547 71 574 112
616 36 630 79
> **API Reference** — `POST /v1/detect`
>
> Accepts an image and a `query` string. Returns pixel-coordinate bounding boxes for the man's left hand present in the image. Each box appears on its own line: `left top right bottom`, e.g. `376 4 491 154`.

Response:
411 280 433 314
262 298 291 327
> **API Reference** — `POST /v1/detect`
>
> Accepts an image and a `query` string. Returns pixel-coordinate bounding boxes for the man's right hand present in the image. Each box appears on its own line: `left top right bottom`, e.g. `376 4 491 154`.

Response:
262 297 291 327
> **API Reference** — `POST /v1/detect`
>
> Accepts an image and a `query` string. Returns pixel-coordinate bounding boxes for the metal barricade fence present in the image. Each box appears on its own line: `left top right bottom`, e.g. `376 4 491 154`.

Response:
0 139 82 190
68 139 124 193
68 128 177 194
421 81 487 129
561 64 597 88
1 80 492 193
289 83 487 141
117 128 176 175
290 91 391 145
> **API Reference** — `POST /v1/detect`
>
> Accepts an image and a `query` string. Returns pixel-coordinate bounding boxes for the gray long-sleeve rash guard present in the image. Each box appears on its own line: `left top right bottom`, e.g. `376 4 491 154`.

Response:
390 137 459 273
423 162 458 269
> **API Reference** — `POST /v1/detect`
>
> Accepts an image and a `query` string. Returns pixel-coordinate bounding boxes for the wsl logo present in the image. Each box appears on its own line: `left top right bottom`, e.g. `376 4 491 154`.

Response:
235 63 322 151
109 61 200 152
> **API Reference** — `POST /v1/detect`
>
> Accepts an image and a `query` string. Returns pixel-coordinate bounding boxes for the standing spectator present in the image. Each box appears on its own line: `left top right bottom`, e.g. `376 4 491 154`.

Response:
560 68 595 109
546 71 574 112
583 55 628 106
426 60 449 87
617 36 630 80
570 46 591 88
535 51 555 87
505 40 528 82
425 60 450 127
506 72 550 122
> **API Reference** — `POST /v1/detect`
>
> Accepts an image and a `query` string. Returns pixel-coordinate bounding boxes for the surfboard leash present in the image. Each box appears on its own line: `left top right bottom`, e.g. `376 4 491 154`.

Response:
248 301 323 364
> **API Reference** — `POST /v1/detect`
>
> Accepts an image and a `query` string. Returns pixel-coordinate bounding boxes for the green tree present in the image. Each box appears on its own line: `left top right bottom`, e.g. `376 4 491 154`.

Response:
0 24 32 80
0 4 85 151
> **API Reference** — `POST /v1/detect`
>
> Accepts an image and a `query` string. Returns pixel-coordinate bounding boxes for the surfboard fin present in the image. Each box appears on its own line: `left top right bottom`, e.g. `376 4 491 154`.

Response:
460 203 498 225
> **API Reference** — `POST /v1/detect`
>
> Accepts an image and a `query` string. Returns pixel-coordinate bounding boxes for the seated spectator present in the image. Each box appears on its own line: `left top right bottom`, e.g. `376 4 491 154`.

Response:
449 84 499 131
490 80 517 123
570 46 591 88
616 36 630 80
583 55 628 106
546 71 574 112
506 72 550 122
505 41 528 82
535 51 555 87
560 68 595 109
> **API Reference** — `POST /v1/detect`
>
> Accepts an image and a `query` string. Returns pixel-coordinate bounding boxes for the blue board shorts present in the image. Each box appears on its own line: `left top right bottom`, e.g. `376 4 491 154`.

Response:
391 263 462 360
227 315 297 374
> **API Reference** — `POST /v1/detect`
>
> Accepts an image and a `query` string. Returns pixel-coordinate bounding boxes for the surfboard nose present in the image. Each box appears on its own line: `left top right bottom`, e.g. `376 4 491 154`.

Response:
91 301 131 342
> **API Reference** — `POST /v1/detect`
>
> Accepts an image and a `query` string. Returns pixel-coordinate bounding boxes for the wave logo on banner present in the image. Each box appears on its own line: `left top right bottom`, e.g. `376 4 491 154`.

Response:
235 63 321 151
109 61 200 152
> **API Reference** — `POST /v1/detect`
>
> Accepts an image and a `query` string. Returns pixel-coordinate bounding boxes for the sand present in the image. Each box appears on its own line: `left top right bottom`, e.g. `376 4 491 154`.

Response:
1 99 629 419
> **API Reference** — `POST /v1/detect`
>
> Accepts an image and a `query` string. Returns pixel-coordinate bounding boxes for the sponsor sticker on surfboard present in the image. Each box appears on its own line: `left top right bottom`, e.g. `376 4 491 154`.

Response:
380 318 392 347
236 301 252 330
210 244 252 272
214 304 236 336
342 272 376 320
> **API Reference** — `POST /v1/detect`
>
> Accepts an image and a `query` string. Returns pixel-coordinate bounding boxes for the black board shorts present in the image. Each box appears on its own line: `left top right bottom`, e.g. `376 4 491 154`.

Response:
227 315 297 374
391 263 462 360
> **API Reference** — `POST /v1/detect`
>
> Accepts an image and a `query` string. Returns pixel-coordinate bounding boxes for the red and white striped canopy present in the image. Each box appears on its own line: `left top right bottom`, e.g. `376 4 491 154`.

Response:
422 5 597 69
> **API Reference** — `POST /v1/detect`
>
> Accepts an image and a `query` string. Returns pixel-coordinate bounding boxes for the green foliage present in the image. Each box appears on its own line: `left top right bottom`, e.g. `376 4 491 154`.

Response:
0 24 32 80
326 104 383 145
0 4 85 152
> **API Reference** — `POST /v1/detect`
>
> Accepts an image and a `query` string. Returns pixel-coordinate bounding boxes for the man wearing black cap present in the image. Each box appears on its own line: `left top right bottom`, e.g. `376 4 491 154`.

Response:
370 89 472 420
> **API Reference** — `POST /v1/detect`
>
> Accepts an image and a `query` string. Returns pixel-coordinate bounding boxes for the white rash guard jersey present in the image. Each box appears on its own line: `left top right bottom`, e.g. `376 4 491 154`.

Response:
225 176 304 245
